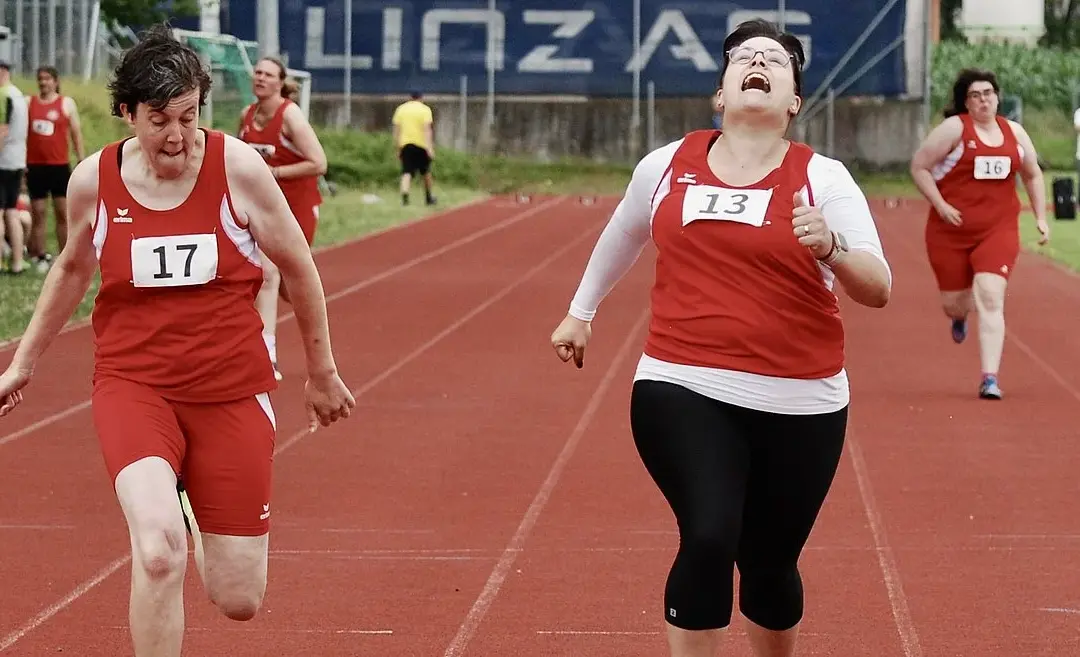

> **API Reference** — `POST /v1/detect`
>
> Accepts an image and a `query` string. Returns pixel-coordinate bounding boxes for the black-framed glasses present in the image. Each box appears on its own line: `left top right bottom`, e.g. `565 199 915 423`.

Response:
727 45 794 68
966 88 996 100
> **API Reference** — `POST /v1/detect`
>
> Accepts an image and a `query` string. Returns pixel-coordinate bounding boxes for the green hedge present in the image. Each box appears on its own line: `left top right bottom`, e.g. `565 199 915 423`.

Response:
932 40 1080 113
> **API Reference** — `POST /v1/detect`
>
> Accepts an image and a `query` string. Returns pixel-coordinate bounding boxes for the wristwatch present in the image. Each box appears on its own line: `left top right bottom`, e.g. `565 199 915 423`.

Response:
819 231 849 267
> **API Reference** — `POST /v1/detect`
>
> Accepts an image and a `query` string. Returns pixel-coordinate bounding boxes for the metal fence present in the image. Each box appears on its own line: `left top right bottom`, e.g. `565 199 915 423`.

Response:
0 0 115 79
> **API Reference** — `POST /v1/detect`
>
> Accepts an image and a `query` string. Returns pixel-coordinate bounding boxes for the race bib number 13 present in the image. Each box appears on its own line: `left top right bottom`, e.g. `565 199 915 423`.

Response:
130 233 218 288
681 185 773 228
973 155 1011 180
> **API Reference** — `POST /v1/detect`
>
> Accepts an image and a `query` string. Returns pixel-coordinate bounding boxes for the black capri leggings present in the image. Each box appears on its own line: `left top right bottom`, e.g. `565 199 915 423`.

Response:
629 379 848 632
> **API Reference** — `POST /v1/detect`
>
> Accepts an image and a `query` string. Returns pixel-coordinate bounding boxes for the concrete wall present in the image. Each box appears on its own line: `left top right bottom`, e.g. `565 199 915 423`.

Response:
308 94 925 171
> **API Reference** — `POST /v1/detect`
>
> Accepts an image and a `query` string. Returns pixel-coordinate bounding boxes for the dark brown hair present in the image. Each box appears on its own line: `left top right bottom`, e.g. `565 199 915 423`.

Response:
719 18 805 95
107 22 211 117
943 68 999 117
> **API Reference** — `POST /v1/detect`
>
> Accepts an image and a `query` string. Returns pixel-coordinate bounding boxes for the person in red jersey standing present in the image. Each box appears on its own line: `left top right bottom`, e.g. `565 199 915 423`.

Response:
910 67 1048 400
0 24 354 656
550 19 891 657
25 65 85 272
238 56 327 382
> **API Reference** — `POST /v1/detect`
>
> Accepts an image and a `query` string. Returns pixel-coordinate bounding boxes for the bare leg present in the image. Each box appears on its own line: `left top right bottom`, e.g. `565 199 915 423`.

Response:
972 272 1007 397
198 533 269 621
114 457 189 657
53 196 69 251
28 198 48 258
940 289 973 344
4 208 25 272
400 172 412 203
666 624 724 656
746 619 799 656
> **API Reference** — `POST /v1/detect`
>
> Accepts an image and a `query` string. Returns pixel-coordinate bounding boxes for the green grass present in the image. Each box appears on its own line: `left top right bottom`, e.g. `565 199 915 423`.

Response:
1021 211 1080 272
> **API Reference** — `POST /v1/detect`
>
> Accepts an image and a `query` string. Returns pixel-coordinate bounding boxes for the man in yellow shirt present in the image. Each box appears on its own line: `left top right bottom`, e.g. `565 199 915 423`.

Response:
391 91 436 206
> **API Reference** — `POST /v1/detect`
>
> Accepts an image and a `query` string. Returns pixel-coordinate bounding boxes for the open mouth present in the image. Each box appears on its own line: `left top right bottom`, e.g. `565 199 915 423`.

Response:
741 72 771 93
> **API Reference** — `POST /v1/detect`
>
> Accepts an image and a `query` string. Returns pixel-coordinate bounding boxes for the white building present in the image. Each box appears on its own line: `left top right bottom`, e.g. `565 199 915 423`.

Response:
959 0 1046 45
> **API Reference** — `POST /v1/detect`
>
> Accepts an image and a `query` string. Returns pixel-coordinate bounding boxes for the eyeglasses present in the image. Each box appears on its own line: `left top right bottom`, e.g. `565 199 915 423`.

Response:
727 45 794 68
966 88 996 100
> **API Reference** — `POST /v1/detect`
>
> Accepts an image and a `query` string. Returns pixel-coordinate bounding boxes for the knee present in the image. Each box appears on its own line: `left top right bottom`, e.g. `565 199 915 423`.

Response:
973 285 1004 315
737 561 803 631
213 589 264 622
132 524 188 583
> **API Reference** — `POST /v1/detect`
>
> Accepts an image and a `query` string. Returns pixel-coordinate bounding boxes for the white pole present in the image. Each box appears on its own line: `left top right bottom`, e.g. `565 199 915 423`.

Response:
343 0 352 126
80 0 98 82
256 0 279 57
646 80 655 151
457 74 467 151
778 0 786 31
47 0 56 69
485 0 494 127
921 0 931 132
631 0 640 132
63 0 73 74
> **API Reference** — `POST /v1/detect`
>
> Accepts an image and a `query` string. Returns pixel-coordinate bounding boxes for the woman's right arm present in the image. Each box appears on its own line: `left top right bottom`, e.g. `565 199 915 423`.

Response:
7 152 102 376
566 142 677 322
909 116 963 213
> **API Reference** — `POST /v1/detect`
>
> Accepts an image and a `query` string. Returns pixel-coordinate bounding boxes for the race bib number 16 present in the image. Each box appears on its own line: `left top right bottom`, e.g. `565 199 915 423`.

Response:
681 185 773 228
130 233 218 288
973 155 1011 180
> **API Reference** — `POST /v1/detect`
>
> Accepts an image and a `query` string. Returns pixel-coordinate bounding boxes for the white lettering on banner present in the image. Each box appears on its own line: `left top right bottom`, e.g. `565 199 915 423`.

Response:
301 5 813 76
383 7 403 70
973 155 1012 180
421 9 505 71
304 6 375 69
681 186 773 228
518 10 595 73
728 10 813 68
625 10 719 73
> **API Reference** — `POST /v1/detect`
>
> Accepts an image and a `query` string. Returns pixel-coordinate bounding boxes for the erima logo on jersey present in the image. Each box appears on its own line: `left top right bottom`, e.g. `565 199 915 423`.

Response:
251 143 276 160
676 172 697 185
260 503 271 520
112 208 131 223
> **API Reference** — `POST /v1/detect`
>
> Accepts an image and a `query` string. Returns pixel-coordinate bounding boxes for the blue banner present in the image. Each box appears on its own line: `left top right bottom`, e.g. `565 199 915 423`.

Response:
216 0 910 98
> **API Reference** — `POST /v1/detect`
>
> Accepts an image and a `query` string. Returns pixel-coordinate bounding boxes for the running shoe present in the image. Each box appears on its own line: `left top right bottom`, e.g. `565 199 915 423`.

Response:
951 318 967 344
979 374 1002 400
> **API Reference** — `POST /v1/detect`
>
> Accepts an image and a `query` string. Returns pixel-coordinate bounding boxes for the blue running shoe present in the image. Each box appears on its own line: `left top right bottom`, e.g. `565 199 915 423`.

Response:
979 374 1002 400
951 318 967 344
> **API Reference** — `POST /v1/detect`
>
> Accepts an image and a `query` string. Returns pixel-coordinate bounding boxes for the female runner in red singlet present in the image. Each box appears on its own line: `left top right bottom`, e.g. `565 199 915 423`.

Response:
0 24 354 655
551 18 891 657
910 68 1049 400
238 56 328 381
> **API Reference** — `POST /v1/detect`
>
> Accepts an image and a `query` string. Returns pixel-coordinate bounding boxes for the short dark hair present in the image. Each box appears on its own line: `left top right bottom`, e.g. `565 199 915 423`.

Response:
107 22 212 118
944 68 999 118
719 18 805 96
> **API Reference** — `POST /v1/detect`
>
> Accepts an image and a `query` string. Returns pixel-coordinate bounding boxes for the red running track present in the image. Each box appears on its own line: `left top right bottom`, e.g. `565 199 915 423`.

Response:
0 194 1078 656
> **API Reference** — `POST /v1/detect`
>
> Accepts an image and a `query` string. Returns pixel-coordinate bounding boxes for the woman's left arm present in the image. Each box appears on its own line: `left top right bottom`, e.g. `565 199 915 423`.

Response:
273 103 328 180
800 156 892 308
1008 120 1049 244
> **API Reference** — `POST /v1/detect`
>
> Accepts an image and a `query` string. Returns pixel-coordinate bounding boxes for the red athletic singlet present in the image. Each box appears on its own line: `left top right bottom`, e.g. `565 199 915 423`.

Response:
644 130 844 379
238 99 322 213
91 129 277 402
928 113 1023 240
27 95 70 166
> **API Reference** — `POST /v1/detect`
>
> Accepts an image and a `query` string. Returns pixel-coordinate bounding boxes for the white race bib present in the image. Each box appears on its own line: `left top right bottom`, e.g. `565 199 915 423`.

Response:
973 155 1011 180
130 233 218 288
31 119 54 136
681 185 773 228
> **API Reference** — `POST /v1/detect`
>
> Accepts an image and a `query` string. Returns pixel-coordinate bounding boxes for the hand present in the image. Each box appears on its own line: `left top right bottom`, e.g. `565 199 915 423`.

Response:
1035 217 1050 245
791 191 833 260
550 314 591 369
304 371 355 432
0 365 32 418
935 201 963 226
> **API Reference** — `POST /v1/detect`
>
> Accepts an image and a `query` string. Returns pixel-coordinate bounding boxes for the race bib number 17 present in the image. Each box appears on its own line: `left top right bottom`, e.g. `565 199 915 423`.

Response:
973 155 1011 180
681 185 773 228
130 233 218 288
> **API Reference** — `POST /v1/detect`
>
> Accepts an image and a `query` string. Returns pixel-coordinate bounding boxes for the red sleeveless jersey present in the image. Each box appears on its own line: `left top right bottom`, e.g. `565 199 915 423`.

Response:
91 129 277 402
27 95 70 166
238 99 322 209
644 130 844 379
929 114 1022 237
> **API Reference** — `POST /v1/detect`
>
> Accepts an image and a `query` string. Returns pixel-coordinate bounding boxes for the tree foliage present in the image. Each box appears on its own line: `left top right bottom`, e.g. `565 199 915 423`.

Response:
100 0 200 32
